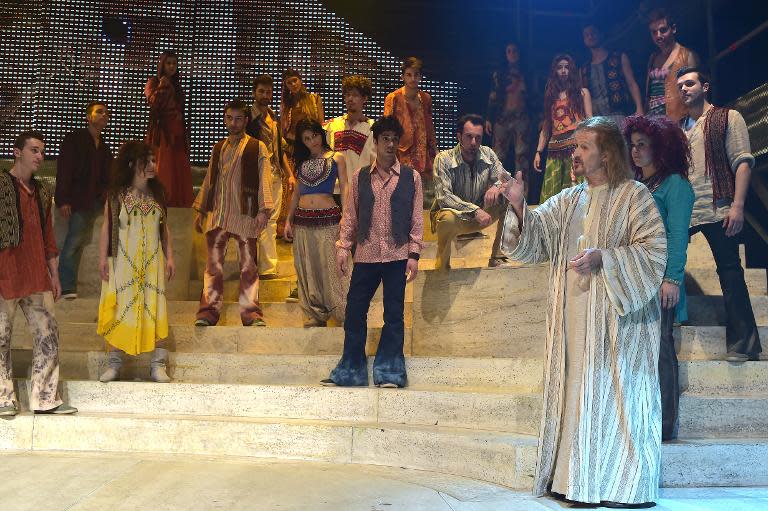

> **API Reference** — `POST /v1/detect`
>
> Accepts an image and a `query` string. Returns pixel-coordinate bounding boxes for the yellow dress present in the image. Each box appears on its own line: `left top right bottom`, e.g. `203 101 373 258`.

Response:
97 190 168 355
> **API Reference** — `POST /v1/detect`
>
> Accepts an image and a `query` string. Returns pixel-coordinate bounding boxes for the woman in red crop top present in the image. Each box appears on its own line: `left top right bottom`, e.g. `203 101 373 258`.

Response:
284 119 350 327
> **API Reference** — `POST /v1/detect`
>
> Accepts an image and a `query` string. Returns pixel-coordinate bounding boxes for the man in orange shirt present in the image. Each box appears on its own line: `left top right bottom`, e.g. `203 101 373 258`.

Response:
0 131 77 415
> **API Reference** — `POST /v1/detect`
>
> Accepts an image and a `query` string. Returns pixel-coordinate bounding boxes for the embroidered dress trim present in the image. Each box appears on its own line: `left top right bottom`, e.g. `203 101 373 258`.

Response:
293 206 342 227
122 190 163 217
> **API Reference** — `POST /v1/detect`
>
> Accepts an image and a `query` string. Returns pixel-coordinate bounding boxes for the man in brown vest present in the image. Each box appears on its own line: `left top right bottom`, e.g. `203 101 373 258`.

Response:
194 100 274 327
645 8 698 121
677 67 762 362
0 131 77 415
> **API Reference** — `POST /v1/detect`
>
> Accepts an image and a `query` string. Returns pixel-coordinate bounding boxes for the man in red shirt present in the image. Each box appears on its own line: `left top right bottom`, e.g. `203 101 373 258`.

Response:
0 131 77 415
322 116 423 388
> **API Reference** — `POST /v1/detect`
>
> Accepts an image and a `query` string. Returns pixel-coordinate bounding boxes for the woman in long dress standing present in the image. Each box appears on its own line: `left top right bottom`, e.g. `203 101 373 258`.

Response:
145 50 194 207
97 141 175 383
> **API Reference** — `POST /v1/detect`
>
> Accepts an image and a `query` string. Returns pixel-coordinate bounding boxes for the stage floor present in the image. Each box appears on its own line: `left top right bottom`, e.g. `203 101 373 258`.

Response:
0 451 765 510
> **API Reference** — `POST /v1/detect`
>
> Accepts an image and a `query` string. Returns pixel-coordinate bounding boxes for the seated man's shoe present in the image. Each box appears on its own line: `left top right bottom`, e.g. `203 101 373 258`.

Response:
34 404 78 415
488 256 512 268
600 502 656 509
456 231 487 240
725 351 749 362
61 291 78 300
194 318 215 327
0 405 18 416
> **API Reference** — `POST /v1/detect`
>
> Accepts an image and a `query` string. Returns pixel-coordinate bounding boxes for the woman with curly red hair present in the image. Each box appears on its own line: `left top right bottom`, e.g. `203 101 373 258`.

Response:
624 114 694 441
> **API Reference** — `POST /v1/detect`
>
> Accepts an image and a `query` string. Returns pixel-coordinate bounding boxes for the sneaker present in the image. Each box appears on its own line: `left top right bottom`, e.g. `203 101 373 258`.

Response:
320 378 337 386
285 288 299 303
0 405 17 416
725 351 749 363
194 318 214 327
61 292 78 300
244 318 267 327
34 404 78 415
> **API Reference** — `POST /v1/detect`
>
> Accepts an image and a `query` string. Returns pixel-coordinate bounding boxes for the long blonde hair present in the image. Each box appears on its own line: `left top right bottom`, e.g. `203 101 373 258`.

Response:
575 116 633 187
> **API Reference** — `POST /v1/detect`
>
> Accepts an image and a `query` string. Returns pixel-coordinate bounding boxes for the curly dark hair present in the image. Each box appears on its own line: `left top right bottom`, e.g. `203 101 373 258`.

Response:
342 75 372 99
292 118 331 173
109 140 166 210
622 115 690 182
542 54 585 132
371 115 404 140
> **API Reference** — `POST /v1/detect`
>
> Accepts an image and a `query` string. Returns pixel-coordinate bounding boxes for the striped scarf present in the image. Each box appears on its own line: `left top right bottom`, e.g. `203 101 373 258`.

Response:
703 106 735 209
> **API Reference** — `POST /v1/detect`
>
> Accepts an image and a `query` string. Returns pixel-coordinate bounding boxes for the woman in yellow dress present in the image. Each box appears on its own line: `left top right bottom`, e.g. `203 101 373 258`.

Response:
96 140 175 382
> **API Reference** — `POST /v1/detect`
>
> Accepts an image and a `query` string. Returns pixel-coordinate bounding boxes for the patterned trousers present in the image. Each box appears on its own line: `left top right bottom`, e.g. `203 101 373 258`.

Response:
197 228 263 326
0 292 63 411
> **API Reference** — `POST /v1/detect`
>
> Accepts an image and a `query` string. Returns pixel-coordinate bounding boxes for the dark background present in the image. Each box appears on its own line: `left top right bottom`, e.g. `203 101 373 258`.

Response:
321 0 768 117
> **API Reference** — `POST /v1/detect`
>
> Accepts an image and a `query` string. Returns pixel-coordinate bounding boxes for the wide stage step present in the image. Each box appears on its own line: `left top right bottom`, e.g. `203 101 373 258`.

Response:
17 380 540 435
12 353 544 391
0 411 537 489
12 298 413 328
2 407 767 489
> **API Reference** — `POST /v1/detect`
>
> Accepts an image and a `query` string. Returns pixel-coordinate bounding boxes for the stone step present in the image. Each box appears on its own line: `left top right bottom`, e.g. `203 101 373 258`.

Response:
13 299 412 328
11 352 544 392
11 323 412 356
676 326 768 360
185 278 414 302
12 321 761 360
678 394 768 438
680 360 768 394
686 295 768 325
2 410 767 488
661 438 768 487
14 380 540 435
685 267 766 296
19 379 767 438
0 412 537 489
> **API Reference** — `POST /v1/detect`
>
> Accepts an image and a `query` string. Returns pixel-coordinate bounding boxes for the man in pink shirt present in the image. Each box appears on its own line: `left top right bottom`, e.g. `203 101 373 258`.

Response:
322 116 423 388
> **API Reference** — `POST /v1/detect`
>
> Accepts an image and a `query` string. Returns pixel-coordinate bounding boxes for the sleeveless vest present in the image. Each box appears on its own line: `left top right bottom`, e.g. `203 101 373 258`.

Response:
357 165 415 247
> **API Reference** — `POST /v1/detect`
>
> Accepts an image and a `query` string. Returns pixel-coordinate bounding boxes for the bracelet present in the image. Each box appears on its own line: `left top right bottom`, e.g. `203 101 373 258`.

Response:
408 252 420 261
662 277 681 286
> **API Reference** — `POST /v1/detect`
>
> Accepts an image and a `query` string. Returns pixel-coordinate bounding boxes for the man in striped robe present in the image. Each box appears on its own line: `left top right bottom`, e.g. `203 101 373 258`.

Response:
500 117 667 508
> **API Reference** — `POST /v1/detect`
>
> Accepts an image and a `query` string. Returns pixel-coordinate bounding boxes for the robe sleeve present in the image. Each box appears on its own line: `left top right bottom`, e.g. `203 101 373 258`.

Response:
600 185 667 316
500 193 563 264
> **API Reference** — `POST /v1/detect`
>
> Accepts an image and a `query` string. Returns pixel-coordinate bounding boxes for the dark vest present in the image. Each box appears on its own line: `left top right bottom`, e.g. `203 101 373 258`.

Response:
357 165 415 247
0 170 52 251
584 51 633 115
200 137 261 217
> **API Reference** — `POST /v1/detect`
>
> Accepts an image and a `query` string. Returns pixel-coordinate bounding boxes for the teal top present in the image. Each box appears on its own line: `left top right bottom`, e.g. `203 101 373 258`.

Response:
649 173 695 322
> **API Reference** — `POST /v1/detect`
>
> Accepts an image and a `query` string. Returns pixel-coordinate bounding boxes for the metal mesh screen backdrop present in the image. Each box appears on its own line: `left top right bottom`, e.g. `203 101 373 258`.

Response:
0 0 460 164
